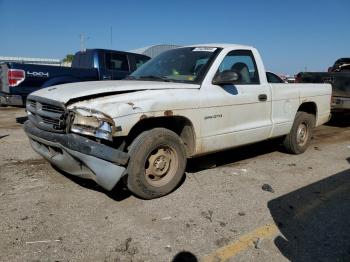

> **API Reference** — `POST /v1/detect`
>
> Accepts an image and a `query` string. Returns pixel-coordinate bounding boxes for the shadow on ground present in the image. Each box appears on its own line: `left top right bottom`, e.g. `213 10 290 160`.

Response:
53 164 187 201
326 112 350 127
16 116 28 124
52 165 132 201
187 138 282 172
51 138 283 200
172 251 198 262
268 165 350 261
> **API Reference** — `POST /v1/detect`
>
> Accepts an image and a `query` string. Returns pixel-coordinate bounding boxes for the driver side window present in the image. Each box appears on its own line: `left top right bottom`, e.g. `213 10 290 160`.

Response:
218 50 260 84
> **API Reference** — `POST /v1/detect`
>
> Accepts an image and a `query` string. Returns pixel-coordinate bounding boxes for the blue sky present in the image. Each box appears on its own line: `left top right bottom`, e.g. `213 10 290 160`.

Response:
0 0 349 74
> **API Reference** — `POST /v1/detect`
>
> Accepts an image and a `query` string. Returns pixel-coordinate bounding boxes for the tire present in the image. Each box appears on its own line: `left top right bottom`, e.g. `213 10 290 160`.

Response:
126 128 187 199
283 112 315 154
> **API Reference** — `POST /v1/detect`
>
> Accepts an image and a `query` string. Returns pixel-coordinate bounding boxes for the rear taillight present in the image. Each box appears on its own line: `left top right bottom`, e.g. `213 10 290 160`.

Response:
8 69 25 87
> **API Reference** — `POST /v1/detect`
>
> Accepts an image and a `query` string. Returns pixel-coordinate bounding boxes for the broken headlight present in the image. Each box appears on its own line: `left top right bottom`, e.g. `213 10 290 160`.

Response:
70 107 115 141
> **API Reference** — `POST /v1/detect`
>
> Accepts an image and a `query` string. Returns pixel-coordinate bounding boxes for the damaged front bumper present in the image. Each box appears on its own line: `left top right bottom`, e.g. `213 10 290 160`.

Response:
23 120 129 191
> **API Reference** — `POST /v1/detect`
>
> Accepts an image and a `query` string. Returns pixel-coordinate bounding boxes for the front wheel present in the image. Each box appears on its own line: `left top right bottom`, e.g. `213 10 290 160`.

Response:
126 128 187 199
283 112 315 154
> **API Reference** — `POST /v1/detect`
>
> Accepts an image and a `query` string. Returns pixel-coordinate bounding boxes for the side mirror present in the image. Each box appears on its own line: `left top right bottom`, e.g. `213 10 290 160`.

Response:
212 70 239 85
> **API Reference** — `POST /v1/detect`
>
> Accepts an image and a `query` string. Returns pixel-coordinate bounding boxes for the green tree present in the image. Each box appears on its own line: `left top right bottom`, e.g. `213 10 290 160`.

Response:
62 54 74 63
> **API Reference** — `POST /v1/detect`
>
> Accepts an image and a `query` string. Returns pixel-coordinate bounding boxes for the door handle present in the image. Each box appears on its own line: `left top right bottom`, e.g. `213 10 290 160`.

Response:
258 94 267 101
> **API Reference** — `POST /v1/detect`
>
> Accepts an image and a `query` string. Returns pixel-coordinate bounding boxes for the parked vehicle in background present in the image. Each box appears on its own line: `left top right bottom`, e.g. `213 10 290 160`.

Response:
23 44 331 199
328 58 350 72
296 58 350 112
0 49 150 106
266 71 287 83
286 76 296 83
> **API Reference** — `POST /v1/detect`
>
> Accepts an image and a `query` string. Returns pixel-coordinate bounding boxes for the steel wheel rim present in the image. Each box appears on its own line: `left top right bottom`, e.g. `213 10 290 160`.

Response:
145 145 178 187
296 122 309 147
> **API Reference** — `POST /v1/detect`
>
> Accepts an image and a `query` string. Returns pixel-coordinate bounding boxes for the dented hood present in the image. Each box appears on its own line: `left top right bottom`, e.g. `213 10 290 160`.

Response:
31 80 200 104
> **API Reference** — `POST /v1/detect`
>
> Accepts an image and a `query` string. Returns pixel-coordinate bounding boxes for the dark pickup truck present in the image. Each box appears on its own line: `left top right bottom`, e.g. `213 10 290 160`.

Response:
296 58 350 112
0 49 150 106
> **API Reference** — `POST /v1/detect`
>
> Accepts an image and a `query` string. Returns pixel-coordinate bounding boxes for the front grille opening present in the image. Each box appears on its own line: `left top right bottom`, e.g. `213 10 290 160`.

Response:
27 97 67 132
29 100 36 108
41 104 65 114
40 115 59 124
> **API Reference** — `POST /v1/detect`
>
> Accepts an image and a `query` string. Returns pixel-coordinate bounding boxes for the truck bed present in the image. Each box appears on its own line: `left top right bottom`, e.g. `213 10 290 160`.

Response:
297 72 350 98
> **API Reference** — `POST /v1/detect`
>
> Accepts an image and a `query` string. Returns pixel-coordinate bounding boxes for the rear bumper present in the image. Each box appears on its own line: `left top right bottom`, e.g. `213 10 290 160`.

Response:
331 97 350 111
23 121 129 191
0 93 24 106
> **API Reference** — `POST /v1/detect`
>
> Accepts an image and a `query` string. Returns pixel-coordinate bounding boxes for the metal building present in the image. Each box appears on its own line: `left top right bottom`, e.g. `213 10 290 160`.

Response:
0 56 61 66
129 44 181 58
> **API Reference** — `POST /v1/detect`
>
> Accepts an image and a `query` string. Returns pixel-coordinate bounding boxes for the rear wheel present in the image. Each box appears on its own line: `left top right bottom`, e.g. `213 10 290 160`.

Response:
126 128 187 199
283 112 315 154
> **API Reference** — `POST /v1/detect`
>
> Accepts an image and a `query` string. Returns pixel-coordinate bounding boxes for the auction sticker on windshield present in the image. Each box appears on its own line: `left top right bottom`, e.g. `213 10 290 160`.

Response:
192 47 217 52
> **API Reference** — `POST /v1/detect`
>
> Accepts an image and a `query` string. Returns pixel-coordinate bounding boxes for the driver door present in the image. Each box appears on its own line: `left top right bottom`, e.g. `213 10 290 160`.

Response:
199 50 272 153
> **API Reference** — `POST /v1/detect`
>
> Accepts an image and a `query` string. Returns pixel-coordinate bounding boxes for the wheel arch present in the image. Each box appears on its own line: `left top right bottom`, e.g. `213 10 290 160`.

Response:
297 101 317 119
126 116 196 157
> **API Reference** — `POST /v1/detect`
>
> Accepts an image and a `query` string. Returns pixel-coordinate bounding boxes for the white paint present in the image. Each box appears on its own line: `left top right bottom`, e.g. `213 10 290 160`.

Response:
30 44 332 157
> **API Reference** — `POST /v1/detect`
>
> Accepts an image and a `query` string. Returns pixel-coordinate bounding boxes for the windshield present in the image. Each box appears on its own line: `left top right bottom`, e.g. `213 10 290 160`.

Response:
129 47 221 83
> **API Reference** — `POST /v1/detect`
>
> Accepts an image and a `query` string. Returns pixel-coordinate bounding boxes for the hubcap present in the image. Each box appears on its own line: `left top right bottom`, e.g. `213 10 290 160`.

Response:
296 123 308 146
145 146 178 187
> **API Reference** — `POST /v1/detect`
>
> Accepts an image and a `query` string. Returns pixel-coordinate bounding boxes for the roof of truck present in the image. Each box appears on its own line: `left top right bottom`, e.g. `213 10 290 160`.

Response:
76 49 150 58
186 43 254 49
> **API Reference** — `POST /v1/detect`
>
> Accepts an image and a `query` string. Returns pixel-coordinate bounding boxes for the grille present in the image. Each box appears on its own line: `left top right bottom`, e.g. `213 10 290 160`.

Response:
41 104 65 114
26 97 67 132
41 115 60 126
29 100 36 108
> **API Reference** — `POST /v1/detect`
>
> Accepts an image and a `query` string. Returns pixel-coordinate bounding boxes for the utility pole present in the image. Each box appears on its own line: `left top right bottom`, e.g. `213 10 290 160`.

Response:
80 33 85 52
79 33 90 52
110 26 113 48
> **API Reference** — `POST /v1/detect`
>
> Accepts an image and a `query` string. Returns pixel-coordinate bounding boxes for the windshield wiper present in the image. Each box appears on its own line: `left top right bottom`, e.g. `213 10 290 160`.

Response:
138 75 173 82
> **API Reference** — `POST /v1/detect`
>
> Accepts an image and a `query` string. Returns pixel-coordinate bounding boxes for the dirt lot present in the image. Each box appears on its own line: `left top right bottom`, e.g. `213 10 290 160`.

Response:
0 107 349 262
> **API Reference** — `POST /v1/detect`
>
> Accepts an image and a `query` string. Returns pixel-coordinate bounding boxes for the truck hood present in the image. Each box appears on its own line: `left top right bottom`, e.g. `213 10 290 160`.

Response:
31 80 200 104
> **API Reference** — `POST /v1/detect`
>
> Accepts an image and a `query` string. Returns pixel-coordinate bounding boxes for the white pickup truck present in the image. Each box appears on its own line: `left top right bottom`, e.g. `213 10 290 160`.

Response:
24 44 331 199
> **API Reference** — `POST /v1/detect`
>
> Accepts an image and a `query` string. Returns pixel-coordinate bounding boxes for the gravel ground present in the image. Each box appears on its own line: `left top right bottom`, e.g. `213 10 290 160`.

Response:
0 107 349 262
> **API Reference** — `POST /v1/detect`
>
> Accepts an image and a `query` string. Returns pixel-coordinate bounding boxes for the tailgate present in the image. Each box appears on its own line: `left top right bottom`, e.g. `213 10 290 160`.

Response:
331 74 350 98
0 63 9 93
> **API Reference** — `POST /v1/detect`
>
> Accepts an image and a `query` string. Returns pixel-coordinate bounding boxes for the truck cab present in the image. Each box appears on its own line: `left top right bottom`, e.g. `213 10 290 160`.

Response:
72 49 150 80
0 49 150 106
23 44 331 199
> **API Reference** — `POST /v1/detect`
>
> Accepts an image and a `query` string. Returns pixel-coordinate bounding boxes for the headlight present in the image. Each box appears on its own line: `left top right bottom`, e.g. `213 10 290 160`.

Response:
70 107 115 141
